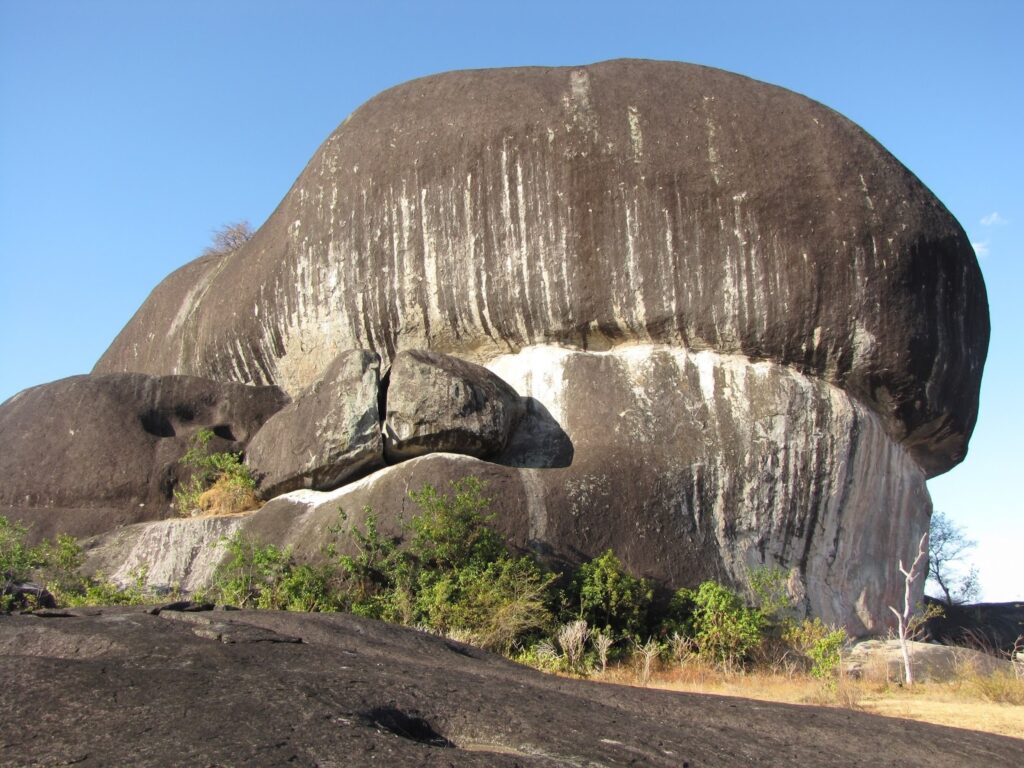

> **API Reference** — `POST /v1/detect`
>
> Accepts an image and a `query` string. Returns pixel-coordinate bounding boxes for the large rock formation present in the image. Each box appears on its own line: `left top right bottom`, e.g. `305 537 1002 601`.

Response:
0 374 287 539
95 59 987 476
67 60 988 631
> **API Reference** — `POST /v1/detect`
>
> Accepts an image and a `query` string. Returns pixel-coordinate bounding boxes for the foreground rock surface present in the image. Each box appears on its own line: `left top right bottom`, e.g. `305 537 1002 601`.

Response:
0 374 287 540
384 349 525 461
2 608 1021 767
245 350 384 497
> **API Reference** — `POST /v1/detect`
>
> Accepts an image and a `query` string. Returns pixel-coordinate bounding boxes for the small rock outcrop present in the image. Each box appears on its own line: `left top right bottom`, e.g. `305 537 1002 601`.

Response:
384 350 525 462
844 639 1016 683
245 350 384 497
0 374 287 539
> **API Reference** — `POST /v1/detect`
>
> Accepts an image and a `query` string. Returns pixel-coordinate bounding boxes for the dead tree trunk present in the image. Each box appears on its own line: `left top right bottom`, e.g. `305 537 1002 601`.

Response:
888 532 929 687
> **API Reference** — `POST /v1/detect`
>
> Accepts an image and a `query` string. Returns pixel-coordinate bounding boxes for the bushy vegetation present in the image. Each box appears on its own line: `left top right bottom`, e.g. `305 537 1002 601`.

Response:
206 478 555 654
569 549 651 638
3 479 852 684
1 516 149 610
174 428 260 517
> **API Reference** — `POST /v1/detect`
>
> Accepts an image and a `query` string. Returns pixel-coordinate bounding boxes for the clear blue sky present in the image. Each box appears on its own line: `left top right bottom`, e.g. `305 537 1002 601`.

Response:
1 1 1020 600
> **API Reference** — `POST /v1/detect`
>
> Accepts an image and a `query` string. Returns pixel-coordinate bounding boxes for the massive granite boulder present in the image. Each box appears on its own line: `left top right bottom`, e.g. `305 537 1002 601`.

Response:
81 60 987 632
95 59 987 476
0 374 287 540
384 349 525 461
245 349 384 497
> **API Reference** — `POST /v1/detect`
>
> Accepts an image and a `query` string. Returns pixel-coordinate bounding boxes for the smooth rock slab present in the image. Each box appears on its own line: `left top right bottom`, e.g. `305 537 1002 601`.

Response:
1 609 1021 767
384 349 524 462
245 350 384 497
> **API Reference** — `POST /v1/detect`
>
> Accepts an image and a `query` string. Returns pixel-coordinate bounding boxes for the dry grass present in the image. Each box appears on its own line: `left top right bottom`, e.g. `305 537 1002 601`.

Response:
591 658 1024 740
196 476 262 517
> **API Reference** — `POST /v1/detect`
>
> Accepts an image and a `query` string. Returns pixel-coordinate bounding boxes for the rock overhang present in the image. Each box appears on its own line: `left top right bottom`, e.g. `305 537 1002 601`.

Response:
93 58 988 480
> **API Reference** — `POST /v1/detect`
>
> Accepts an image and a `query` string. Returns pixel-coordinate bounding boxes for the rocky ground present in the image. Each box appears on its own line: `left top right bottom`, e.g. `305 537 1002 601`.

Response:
2 607 1021 767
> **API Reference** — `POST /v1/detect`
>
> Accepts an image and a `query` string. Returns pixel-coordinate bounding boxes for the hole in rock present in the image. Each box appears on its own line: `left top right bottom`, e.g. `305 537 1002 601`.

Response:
174 405 195 422
139 409 176 437
365 707 454 747
210 424 236 441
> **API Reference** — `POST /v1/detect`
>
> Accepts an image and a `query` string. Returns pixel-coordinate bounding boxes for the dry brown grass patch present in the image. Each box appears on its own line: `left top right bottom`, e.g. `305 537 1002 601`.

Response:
197 476 262 517
590 659 1024 740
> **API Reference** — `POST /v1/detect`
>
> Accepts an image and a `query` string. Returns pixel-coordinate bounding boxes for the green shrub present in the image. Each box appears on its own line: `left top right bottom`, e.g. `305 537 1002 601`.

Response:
683 581 764 668
784 617 847 679
414 554 555 653
749 565 794 621
331 508 403 618
1 516 37 602
175 429 259 516
1 516 153 609
569 549 652 638
357 478 556 652
407 477 505 570
60 567 149 607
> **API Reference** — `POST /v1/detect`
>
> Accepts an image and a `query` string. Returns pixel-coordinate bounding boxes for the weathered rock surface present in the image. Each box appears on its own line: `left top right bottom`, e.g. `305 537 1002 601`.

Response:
384 349 524 462
0 374 287 540
3 609 1021 767
94 59 987 478
87 347 930 638
245 350 383 497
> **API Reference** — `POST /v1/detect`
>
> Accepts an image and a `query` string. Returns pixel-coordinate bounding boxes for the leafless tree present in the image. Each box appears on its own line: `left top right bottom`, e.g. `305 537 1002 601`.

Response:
633 638 661 686
593 631 613 673
557 620 590 674
889 532 928 687
1009 635 1024 681
202 220 254 258
926 510 981 605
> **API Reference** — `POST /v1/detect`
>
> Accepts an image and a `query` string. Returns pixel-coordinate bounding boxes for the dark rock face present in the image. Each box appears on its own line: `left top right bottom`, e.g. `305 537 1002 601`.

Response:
94 59 987 478
0 374 287 539
3 609 1021 767
245 350 384 497
384 350 524 462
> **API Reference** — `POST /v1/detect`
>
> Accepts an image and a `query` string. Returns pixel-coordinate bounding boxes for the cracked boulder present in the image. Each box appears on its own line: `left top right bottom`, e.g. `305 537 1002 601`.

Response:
245 350 384 497
0 374 287 540
384 350 525 462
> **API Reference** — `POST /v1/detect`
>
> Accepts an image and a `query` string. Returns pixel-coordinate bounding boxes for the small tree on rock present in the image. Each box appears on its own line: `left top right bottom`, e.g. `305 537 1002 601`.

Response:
202 220 253 258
